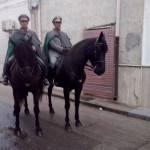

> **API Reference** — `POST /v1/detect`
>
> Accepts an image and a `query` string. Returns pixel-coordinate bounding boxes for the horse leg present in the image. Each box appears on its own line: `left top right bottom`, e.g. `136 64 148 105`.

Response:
33 95 43 136
13 104 16 116
75 83 83 127
13 92 21 136
24 96 30 115
48 82 55 114
64 88 72 131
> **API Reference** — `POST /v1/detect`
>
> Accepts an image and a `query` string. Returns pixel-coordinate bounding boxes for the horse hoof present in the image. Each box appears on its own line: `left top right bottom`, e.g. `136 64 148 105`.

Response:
36 128 43 136
24 109 30 115
49 108 55 114
75 121 82 127
65 125 72 132
15 128 22 136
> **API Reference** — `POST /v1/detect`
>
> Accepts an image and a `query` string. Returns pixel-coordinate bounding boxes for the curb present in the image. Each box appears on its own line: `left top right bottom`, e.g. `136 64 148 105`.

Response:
50 88 150 122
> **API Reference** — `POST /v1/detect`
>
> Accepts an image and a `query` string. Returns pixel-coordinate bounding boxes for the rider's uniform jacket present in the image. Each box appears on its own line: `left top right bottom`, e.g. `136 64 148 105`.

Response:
5 28 42 60
43 29 72 68
2 28 44 77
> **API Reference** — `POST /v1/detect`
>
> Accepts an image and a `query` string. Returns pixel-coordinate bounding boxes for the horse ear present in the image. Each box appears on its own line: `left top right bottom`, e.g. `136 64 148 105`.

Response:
98 31 104 41
9 38 16 46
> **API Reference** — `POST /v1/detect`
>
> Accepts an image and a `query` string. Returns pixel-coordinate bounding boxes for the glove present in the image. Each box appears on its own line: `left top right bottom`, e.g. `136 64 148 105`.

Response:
63 47 70 53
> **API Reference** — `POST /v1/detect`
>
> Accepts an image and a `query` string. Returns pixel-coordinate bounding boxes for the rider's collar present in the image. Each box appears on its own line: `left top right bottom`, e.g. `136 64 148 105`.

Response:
53 28 61 32
20 28 29 32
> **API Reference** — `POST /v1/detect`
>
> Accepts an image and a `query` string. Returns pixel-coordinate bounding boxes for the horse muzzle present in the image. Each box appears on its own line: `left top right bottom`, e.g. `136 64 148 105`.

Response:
25 83 31 87
94 65 105 75
24 76 33 87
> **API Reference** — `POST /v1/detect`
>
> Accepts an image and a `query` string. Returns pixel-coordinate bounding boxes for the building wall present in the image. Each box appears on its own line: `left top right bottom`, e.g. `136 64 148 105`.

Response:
118 0 144 107
0 0 30 80
40 0 116 45
141 0 150 108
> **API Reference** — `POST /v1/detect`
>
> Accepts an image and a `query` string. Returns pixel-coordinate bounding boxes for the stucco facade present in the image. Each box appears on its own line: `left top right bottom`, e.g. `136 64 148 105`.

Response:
40 0 116 45
118 0 144 107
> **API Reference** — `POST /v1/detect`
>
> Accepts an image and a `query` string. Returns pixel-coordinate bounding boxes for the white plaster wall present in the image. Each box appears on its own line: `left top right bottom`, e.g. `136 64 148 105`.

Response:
40 0 116 45
119 0 144 65
118 0 144 107
0 0 30 79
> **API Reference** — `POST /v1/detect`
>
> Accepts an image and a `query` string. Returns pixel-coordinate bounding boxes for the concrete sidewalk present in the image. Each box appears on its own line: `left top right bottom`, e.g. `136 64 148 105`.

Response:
50 87 150 121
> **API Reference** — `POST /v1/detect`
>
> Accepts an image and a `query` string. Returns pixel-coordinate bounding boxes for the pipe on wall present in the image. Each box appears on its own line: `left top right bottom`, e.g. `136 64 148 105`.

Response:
114 0 120 100
28 0 41 40
37 0 41 40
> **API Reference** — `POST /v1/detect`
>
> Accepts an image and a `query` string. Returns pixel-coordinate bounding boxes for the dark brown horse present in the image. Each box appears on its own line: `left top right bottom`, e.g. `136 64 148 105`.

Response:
48 32 108 131
9 37 44 136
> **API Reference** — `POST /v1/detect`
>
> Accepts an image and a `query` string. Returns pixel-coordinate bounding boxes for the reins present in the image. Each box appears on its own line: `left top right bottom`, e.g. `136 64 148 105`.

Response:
85 63 94 71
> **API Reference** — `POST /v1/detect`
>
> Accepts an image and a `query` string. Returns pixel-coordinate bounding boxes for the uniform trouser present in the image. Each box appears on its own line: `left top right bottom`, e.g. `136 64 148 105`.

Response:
49 56 57 69
36 48 49 77
2 55 13 78
37 56 49 77
49 55 64 77
2 62 9 78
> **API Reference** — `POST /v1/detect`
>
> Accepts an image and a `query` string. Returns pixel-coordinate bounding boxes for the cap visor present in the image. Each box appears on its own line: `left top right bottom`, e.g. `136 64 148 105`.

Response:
20 18 28 21
54 19 61 22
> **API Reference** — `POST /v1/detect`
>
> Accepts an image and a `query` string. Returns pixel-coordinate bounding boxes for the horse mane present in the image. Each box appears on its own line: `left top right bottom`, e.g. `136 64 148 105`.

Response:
13 38 38 67
71 36 108 53
71 38 96 52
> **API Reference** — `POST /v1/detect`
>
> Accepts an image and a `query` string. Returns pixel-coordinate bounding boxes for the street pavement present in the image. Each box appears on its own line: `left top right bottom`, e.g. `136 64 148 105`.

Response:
0 84 150 150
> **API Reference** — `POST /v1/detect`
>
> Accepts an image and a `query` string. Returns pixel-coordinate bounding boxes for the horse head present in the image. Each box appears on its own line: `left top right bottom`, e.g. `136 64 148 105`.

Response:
88 32 108 75
10 36 37 86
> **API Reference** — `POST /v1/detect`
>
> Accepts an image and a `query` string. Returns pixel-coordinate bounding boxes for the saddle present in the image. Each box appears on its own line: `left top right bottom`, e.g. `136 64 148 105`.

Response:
55 55 64 76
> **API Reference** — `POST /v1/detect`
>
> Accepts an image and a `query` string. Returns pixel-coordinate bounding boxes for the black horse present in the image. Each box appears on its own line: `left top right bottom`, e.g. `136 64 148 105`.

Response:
48 32 108 131
9 37 44 136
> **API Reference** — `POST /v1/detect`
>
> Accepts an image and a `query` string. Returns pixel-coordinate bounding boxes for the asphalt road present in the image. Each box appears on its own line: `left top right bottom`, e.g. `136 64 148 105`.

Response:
0 84 150 150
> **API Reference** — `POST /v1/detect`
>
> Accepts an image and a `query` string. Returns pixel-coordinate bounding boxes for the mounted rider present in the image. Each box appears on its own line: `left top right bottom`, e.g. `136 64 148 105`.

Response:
2 14 49 86
43 16 72 83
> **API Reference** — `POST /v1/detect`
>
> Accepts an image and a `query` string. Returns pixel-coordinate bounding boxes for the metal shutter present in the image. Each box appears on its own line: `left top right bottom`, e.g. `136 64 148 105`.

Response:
83 26 115 99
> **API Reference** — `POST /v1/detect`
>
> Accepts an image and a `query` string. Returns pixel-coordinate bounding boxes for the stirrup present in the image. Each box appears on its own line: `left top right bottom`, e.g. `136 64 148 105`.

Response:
43 78 49 86
3 76 9 86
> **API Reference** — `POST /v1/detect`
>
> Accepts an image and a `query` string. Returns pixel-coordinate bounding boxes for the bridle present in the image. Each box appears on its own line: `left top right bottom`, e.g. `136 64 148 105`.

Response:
85 39 105 71
16 61 34 78
19 67 33 76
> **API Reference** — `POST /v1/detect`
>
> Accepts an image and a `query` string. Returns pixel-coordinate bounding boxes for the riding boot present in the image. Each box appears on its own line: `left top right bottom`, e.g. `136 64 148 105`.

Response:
2 63 9 86
3 75 9 85
43 64 50 86
52 68 59 86
37 56 50 86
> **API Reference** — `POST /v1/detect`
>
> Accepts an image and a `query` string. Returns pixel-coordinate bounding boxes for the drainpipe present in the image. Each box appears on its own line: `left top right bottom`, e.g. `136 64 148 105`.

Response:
37 0 41 40
28 0 41 40
114 0 120 100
